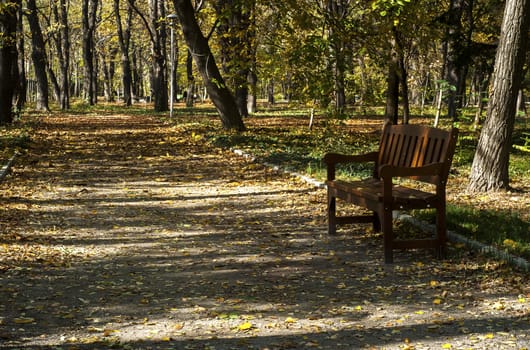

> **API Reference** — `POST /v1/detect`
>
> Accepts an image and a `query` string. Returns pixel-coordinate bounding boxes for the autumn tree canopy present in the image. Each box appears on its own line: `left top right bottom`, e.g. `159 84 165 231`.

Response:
0 0 528 188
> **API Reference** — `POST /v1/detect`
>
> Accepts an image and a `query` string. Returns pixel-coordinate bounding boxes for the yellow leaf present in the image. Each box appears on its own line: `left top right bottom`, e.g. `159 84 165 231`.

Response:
430 280 438 287
238 321 253 331
415 310 424 315
433 298 443 305
355 305 363 311
285 317 297 323
161 336 171 341
485 333 494 339
103 329 119 337
442 344 452 349
14 317 35 324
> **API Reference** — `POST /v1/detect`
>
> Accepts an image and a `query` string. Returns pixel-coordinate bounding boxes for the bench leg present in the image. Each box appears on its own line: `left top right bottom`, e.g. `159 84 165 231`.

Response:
382 209 394 264
372 212 381 232
328 195 337 235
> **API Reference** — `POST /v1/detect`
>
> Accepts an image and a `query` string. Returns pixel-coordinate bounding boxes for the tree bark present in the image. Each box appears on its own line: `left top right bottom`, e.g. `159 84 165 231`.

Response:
185 51 194 107
173 0 245 131
468 0 530 192
82 0 99 105
51 0 70 110
444 0 465 121
115 0 133 106
384 30 400 125
150 0 168 112
15 1 26 114
26 0 50 111
0 0 19 124
215 0 252 118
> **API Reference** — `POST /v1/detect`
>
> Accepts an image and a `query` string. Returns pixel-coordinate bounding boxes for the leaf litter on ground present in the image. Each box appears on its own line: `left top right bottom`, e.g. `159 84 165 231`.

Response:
0 111 528 349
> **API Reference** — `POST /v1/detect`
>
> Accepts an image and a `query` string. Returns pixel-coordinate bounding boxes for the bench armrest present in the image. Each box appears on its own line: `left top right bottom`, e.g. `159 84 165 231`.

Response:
323 151 378 180
323 152 378 165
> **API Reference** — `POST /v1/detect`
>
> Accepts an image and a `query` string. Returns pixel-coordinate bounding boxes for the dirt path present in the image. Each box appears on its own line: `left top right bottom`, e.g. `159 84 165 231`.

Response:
1 113 529 349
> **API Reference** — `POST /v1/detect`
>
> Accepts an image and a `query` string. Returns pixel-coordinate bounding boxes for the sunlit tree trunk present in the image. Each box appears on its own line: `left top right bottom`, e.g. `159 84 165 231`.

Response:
468 0 530 192
173 0 245 130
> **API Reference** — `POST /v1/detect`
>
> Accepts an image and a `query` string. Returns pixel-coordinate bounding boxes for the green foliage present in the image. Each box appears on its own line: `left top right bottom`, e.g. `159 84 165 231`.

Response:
513 132 530 153
372 0 411 18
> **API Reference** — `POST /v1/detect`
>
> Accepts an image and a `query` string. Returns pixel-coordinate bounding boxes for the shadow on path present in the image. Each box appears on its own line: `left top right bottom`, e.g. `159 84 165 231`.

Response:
0 114 528 349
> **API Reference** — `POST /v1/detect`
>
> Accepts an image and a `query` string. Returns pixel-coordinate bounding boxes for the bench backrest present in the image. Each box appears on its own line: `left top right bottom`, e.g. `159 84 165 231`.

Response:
377 124 459 185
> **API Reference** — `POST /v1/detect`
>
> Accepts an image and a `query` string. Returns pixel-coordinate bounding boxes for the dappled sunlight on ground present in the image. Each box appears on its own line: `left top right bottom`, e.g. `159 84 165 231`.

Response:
0 113 528 349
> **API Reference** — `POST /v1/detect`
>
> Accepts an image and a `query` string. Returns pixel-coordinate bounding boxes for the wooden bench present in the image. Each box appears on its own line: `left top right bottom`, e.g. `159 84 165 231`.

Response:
323 124 459 263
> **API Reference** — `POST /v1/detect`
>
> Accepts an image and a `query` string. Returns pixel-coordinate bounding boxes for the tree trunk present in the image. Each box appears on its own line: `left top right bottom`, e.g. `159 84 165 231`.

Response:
115 0 133 106
0 0 18 124
185 51 194 107
51 0 70 110
215 0 251 118
267 79 274 105
26 0 50 111
468 0 530 192
444 0 465 120
326 0 348 114
398 55 410 124
173 0 245 131
247 69 257 114
82 0 99 105
15 1 26 114
150 0 168 112
27 0 50 111
385 65 399 125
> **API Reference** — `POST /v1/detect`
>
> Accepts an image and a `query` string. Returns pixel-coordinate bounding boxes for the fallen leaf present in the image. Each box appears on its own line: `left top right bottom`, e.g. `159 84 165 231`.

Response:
14 317 35 324
238 321 253 331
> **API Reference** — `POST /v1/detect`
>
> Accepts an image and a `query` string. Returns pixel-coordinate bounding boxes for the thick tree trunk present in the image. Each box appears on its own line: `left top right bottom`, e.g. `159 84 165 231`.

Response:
468 0 530 192
0 0 18 124
26 0 50 111
173 0 245 131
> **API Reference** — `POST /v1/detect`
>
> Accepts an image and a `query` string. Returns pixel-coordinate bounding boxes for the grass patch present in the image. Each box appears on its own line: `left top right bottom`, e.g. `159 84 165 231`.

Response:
415 205 530 261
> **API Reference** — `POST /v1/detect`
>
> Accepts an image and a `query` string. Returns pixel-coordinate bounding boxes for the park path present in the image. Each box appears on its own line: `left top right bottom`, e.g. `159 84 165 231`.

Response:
0 113 529 349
